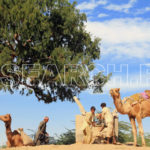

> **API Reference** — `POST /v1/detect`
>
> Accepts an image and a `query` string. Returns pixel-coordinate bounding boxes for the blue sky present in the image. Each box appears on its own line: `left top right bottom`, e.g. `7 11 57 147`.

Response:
1 0 150 146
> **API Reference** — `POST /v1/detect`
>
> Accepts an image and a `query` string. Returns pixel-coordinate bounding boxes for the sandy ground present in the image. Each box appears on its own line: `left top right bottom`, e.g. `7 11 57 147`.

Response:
3 144 150 150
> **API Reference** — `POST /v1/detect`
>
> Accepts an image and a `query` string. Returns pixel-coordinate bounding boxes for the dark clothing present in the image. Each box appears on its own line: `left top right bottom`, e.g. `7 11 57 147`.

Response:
34 121 49 145
38 121 47 134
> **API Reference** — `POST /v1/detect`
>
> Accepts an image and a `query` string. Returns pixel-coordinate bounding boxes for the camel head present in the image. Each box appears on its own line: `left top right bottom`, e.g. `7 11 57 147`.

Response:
110 88 120 99
0 114 12 126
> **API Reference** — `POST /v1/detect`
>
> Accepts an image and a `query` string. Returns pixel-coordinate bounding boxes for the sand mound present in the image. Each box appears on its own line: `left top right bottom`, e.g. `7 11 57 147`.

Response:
3 144 150 150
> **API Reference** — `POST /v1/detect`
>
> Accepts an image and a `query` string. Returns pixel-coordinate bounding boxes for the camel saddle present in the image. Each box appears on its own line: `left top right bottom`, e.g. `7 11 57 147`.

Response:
123 92 150 106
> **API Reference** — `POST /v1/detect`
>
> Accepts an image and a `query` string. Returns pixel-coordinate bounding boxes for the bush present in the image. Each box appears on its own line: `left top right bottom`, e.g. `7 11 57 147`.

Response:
55 129 75 145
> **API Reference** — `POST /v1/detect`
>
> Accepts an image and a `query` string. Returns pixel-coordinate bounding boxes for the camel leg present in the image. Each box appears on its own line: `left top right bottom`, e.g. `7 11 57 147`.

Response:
6 141 11 147
129 117 137 146
136 116 146 146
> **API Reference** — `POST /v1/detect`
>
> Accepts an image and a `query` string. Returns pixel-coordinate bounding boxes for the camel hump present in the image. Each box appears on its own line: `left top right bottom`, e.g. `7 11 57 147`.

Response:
130 93 141 101
126 93 150 105
123 93 141 105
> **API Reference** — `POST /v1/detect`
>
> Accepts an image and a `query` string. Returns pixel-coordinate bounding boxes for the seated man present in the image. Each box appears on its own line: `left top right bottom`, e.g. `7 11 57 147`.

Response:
99 103 114 144
34 116 49 145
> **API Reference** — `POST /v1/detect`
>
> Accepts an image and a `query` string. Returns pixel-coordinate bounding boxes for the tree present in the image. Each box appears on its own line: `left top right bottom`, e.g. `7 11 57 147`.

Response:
0 0 108 103
118 121 133 143
56 129 75 145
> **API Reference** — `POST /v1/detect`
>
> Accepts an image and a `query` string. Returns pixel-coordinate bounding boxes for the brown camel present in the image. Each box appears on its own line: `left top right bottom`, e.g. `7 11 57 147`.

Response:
110 88 150 146
0 114 24 147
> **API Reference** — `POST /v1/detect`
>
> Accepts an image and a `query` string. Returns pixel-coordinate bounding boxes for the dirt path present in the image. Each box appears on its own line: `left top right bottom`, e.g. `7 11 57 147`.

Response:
3 144 150 150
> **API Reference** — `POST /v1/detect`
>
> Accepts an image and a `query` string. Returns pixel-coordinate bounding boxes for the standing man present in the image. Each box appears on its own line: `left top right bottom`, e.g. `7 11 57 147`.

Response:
73 96 96 144
82 106 96 144
99 103 114 144
34 116 49 145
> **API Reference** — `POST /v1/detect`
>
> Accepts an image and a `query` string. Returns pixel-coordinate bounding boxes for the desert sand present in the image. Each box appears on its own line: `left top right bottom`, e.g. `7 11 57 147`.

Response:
3 144 150 150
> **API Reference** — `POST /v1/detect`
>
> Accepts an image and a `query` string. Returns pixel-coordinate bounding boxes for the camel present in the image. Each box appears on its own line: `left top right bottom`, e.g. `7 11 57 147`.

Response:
0 114 24 147
18 128 34 146
110 88 150 147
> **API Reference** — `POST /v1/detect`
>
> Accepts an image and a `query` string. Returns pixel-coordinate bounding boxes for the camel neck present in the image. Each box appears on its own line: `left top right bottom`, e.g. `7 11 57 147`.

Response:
5 123 12 135
113 95 125 114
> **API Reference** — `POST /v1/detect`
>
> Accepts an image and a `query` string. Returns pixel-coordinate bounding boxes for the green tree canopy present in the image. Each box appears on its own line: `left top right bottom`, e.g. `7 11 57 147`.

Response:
0 0 108 103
